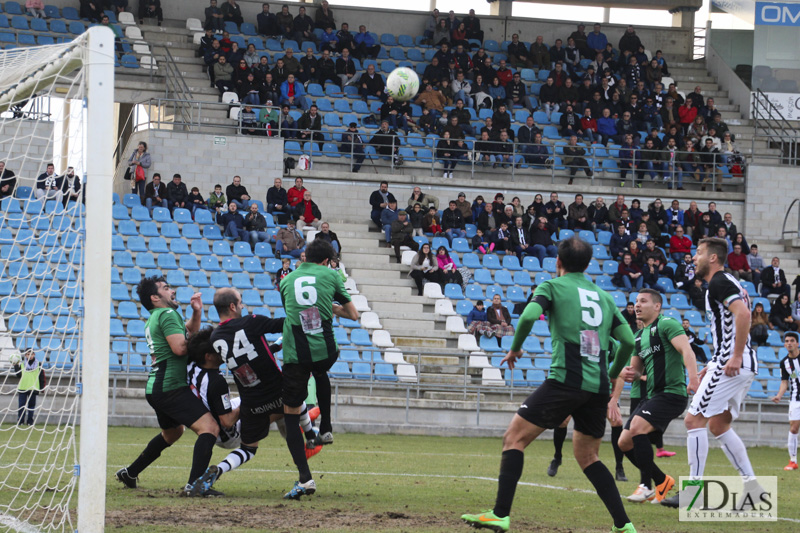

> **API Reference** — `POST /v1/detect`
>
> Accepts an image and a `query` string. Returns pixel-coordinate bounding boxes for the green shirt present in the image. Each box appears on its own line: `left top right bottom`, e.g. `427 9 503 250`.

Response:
523 272 626 394
630 377 642 400
634 315 687 397
145 307 187 394
280 262 352 365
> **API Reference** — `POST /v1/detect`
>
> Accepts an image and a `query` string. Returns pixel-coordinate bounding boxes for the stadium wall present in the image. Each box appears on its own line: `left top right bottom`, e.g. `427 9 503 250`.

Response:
43 0 693 59
0 119 54 185
743 162 800 242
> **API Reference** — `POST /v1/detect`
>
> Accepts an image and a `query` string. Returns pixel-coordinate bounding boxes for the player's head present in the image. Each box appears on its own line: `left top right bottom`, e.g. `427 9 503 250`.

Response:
555 236 593 275
187 327 222 368
306 239 336 265
635 289 662 323
694 237 728 279
137 276 176 311
214 288 243 321
785 331 799 353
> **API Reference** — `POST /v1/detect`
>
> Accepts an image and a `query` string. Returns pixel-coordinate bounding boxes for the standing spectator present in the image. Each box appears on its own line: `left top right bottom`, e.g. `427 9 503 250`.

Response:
244 203 269 250
294 190 322 231
618 25 642 55
275 4 294 40
127 142 150 202
35 163 63 204
257 3 276 36
216 201 248 242
762 257 791 298
207 184 226 211
563 135 593 184
225 176 251 210
139 0 163 26
205 0 224 31
221 0 243 26
353 25 380 59
166 173 188 212
0 161 16 199
748 244 764 289
441 200 466 245
297 105 323 149
528 217 558 265
529 36 550 70
60 166 82 207
144 174 167 212
274 220 306 258
280 74 310 111
14 350 45 425
423 9 440 42
314 1 335 30
568 23 589 57
390 210 418 262
341 122 366 173
267 177 292 224
587 23 608 56
287 177 306 208
187 187 206 215
463 9 483 43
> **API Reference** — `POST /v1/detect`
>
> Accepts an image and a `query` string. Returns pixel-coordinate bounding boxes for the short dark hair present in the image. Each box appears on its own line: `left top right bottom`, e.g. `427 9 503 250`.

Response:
699 237 729 265
213 288 239 316
137 276 165 311
639 288 662 305
557 236 593 273
785 331 800 342
306 239 336 264
186 327 215 366
380 180 388 186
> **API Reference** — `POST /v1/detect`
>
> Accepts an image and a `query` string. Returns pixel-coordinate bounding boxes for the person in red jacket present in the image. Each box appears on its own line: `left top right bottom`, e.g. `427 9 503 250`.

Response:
678 99 697 134
287 177 307 207
726 243 752 282
668 225 692 262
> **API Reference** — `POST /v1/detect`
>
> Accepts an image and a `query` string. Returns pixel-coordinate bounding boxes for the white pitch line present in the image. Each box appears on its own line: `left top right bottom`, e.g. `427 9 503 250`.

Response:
0 514 41 533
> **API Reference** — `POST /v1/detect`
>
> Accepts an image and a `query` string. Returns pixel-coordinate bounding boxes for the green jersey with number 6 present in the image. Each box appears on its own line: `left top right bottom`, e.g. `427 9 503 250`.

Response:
280 262 352 365
145 307 188 395
531 272 626 394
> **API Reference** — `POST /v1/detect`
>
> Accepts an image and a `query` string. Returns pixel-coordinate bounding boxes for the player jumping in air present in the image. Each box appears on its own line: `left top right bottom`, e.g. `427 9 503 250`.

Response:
462 237 637 533
279 240 359 499
771 331 800 471
662 237 762 507
115 277 221 497
617 289 698 504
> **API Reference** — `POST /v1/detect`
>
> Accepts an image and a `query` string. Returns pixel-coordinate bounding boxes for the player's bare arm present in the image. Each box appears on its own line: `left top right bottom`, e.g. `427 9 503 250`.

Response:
669 333 699 394
185 292 203 335
333 301 359 320
166 333 190 357
772 380 789 403
607 377 623 426
218 407 240 429
724 299 750 376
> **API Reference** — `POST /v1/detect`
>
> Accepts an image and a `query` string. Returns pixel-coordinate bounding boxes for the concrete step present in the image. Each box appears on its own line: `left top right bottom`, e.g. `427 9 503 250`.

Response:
356 285 415 298
419 373 467 385
366 300 423 314
339 236 383 248
393 336 449 349
382 318 437 330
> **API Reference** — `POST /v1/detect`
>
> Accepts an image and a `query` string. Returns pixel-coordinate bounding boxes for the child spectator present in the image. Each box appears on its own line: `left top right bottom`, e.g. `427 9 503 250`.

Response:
207 184 226 210
493 221 510 253
473 228 494 254
467 300 492 340
274 257 293 283
187 187 206 215
408 203 425 237
423 205 442 235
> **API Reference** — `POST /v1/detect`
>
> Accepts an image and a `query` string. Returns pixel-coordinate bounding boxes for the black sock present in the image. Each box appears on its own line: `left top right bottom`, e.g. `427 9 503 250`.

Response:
284 413 312 483
314 372 333 435
650 430 664 449
553 426 567 462
624 449 639 469
611 426 624 469
493 449 524 518
583 461 630 529
127 433 171 478
632 434 654 489
188 433 217 485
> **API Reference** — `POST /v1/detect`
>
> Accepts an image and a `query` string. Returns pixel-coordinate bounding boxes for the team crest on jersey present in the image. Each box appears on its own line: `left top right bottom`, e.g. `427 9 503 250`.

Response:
221 393 232 410
651 325 658 335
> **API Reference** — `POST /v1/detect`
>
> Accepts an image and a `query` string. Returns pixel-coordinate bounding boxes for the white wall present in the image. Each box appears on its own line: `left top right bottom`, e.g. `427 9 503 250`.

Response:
744 162 800 241
0 119 55 185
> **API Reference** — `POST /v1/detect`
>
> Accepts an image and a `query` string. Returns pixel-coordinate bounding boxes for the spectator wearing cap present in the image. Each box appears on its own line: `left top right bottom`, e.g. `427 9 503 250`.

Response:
454 192 473 224
342 122 366 173
390 210 419 262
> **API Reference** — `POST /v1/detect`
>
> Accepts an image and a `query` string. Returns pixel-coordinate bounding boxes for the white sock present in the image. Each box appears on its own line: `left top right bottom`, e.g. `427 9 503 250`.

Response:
789 432 798 463
299 402 313 435
687 428 708 480
217 446 256 475
716 429 755 480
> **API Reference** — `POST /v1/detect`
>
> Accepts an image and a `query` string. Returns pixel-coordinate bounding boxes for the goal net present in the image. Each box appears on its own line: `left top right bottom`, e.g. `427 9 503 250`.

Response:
0 28 114 532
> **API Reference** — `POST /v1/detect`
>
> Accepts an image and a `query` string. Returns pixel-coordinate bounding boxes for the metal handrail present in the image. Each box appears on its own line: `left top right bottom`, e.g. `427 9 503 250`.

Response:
751 89 800 165
150 45 194 129
781 198 800 240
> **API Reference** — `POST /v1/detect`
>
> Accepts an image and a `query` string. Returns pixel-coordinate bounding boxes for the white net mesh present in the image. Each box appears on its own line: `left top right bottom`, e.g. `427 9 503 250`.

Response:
0 38 92 533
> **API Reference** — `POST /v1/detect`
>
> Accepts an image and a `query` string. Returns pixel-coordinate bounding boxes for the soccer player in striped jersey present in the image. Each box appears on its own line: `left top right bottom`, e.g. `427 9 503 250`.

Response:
771 331 800 471
662 237 761 508
617 289 698 504
462 237 637 533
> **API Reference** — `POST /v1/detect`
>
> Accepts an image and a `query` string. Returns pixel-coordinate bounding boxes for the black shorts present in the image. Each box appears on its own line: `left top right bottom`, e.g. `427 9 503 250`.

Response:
624 393 687 434
146 387 209 430
240 396 284 444
517 379 609 439
281 353 338 408
630 396 641 414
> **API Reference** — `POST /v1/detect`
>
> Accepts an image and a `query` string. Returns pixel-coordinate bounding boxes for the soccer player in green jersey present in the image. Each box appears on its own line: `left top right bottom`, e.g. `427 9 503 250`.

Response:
617 289 699 504
462 237 637 533
279 240 359 499
116 277 221 497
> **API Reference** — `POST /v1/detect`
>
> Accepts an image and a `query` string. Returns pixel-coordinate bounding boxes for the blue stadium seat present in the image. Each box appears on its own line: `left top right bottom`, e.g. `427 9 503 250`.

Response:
483 254 502 269
502 255 522 271
480 336 502 352
351 329 372 346
485 285 503 300
603 260 619 275
532 320 550 336
462 253 481 269
507 286 527 303
329 361 352 379
465 284 484 300
670 293 691 309
444 284 464 300
513 271 532 287
495 271 513 286
522 257 541 272
474 269 493 284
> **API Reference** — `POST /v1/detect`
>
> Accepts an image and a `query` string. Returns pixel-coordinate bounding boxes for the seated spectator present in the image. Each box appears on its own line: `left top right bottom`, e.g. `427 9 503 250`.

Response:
674 253 695 290
415 84 447 119
487 294 514 340
316 222 342 256
409 243 440 296
615 253 643 292
432 19 450 47
437 246 463 287
370 120 402 164
204 0 223 31
668 225 692 262
423 9 440 42
274 257 293 283
529 36 550 70
463 9 484 43
35 163 62 204
280 74 310 111
437 131 463 179
726 244 752 282
274 4 294 39
271 58 288 85
216 201 247 241
596 108 617 146
25 0 46 18
642 257 665 293
266 177 292 224
579 107 598 144
207 184 226 211
166 173 188 212
320 26 339 53
244 203 269 250
0 161 17 199
748 244 764 288
293 6 316 44
213 56 234 94
221 0 243 25
384 209 416 261
506 216 531 257
750 302 771 345
287 177 306 207
225 175 251 210
258 100 279 134
566 193 591 230
588 196 609 232
137 1 164 25
297 105 323 149
279 104 297 139
315 1 335 30
506 33 528 68
441 200 466 245
186 187 206 215
293 190 322 230
467 300 494 339
423 205 442 236
274 220 306 259
609 224 631 260
563 136 593 185
336 22 355 54
638 138 666 183
618 134 640 186
529 217 558 265
762 257 791 298
698 136 721 191
472 228 494 254
57 166 80 206
353 25 380 59
358 64 386 102
380 199 399 243
686 115 708 145
239 105 261 135
642 238 673 279
771 294 798 332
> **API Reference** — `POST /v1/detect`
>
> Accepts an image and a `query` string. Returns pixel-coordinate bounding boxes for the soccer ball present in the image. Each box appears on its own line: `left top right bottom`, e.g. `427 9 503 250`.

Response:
8 352 21 366
386 67 420 102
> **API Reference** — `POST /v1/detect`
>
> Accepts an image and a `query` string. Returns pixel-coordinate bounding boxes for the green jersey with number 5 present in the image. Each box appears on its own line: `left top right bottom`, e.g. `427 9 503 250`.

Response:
279 262 352 365
532 272 626 394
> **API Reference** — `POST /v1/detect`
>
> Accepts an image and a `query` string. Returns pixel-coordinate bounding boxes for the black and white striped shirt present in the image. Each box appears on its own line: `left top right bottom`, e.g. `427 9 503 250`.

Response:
705 271 757 372
187 362 237 444
779 354 800 402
